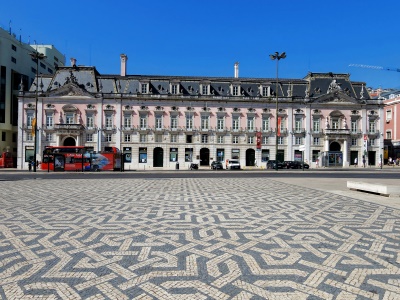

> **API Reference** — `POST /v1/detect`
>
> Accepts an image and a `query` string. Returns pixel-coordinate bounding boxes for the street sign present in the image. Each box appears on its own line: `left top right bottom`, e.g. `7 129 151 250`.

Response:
299 145 306 151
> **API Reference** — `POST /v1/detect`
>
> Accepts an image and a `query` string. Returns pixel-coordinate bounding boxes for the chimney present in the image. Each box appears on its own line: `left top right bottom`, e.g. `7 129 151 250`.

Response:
234 62 239 78
70 58 76 67
120 54 128 76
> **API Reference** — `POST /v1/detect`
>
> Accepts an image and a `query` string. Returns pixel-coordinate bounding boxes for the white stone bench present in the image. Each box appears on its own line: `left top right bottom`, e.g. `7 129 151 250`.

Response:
347 181 400 198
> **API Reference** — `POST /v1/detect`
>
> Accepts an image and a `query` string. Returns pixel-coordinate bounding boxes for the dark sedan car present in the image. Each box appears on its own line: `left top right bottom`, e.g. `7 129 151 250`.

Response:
266 160 283 169
210 161 223 170
293 161 309 169
283 161 297 169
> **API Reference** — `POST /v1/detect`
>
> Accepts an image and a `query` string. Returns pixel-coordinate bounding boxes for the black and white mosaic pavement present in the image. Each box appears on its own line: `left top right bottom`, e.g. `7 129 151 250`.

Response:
0 178 399 299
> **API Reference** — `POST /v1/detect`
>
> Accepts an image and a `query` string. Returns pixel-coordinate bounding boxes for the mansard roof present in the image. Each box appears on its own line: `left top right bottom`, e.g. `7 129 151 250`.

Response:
27 66 371 102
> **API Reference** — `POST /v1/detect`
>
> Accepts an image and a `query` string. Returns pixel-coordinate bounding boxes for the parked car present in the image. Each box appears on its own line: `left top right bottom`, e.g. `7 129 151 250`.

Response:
266 160 283 169
225 159 241 170
283 161 297 169
294 161 309 169
211 161 223 170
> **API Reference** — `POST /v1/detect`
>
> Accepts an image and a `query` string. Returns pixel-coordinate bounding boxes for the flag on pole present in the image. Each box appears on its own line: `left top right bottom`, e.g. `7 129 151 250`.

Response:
31 118 36 136
277 117 281 137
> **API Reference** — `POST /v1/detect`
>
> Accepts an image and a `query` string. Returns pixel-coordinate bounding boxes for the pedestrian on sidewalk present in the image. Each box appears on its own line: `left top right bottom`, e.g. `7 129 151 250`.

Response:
362 156 366 168
28 160 32 171
354 157 358 167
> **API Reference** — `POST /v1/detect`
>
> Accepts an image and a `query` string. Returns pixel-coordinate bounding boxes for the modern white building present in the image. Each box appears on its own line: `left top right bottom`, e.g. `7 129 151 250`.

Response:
17 55 384 170
0 27 65 165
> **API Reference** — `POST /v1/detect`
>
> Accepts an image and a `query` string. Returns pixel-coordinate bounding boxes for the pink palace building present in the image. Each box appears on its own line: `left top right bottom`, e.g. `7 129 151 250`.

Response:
17 55 384 170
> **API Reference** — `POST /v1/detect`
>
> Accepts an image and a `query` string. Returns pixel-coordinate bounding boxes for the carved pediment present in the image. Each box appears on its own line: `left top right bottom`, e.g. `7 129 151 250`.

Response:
310 91 362 104
48 83 94 98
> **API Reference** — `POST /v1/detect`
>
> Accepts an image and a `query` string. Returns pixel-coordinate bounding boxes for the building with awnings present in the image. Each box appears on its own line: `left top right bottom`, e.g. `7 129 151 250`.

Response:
17 55 383 170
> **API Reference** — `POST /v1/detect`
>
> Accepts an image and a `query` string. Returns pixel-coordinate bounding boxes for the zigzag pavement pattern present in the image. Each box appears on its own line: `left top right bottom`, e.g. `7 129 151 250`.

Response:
0 177 399 299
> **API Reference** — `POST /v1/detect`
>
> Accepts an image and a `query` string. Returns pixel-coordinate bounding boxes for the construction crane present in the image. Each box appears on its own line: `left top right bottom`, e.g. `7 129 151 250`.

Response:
349 64 400 73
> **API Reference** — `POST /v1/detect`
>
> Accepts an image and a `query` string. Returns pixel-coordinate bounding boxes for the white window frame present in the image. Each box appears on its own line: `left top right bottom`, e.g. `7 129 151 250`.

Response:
105 133 112 142
123 115 131 128
86 133 93 142
217 135 224 144
313 137 320 145
201 116 209 130
313 119 320 132
262 136 269 144
155 115 163 130
262 118 270 131
66 112 74 124
232 135 239 144
105 114 113 129
232 117 240 131
217 117 224 130
170 115 178 130
87 114 94 129
247 116 255 131
124 134 131 142
140 115 147 130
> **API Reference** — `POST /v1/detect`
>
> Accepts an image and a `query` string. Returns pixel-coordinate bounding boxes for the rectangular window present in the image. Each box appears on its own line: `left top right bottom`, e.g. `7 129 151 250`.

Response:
106 133 112 142
155 134 163 143
262 86 269 96
312 150 320 162
170 116 178 130
46 133 53 142
11 57 16 63
368 121 375 133
170 134 178 143
351 120 357 133
105 114 113 128
202 85 208 95
171 84 178 94
313 137 320 145
170 148 178 162
332 118 339 129
247 117 255 131
87 115 94 128
26 132 33 141
217 117 224 130
262 149 269 162
262 118 270 131
2 132 6 141
11 44 17 51
313 119 320 132
262 136 269 144
386 110 392 120
294 119 302 132
201 116 209 130
66 113 74 124
351 138 357 146
31 67 37 74
27 112 34 127
40 62 46 69
123 115 131 128
232 149 240 159
124 134 131 142
141 83 148 94
140 134 147 143
217 135 224 143
186 134 192 143
46 115 53 128
156 115 163 130
295 137 302 145
248 136 254 144
278 136 284 145
185 148 193 162
140 115 147 129
232 135 239 144
201 134 208 143
232 117 239 131
86 133 93 142
233 86 239 96
386 131 392 139
186 115 193 130
369 139 375 146
139 147 147 163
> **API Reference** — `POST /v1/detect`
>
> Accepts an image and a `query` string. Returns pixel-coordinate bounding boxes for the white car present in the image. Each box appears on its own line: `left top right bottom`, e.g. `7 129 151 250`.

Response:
226 159 241 170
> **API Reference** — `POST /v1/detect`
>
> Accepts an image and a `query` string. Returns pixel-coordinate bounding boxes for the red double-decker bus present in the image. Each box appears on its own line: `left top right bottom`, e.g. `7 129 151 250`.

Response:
0 151 13 168
41 146 121 171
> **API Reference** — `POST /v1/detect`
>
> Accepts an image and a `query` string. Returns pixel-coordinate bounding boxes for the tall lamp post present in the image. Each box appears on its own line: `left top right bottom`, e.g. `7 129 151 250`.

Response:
269 51 286 171
29 48 46 172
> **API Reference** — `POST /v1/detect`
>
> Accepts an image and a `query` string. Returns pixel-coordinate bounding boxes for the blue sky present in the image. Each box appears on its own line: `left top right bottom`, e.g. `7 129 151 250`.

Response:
1 0 399 89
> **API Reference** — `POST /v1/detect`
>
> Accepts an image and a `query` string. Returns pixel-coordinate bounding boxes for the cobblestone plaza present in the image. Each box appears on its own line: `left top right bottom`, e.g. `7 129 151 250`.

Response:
1 176 399 299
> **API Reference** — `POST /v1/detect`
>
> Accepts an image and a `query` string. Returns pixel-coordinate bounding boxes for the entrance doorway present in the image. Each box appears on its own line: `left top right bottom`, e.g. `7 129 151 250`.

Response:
329 141 341 151
246 149 255 166
328 152 343 166
350 151 358 166
63 137 76 146
368 151 376 166
200 148 210 166
153 147 163 167
277 150 284 163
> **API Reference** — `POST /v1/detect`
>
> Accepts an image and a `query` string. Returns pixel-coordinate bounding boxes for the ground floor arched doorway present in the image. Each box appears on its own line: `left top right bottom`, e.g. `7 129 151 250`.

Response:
200 148 210 166
153 147 163 167
63 137 76 146
246 149 255 166
328 141 342 167
329 141 341 151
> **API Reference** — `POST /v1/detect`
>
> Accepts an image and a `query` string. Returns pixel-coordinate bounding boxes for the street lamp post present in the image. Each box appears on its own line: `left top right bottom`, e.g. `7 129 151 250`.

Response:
29 48 46 172
269 51 286 171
